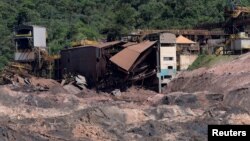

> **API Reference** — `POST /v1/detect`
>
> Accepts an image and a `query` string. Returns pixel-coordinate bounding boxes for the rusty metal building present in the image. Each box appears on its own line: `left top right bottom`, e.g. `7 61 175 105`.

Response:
107 40 158 91
110 41 157 73
60 33 177 92
60 41 124 87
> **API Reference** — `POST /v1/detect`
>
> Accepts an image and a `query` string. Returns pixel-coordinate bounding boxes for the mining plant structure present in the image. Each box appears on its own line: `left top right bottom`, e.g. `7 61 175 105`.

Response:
224 0 250 53
195 0 250 53
1 25 53 82
224 0 250 34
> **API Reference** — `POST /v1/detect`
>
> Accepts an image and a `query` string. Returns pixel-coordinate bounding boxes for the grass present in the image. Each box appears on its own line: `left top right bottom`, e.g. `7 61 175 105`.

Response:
188 55 239 70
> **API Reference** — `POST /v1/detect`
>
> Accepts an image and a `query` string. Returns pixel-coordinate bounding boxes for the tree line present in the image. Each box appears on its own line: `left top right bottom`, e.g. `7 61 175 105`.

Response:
0 0 249 68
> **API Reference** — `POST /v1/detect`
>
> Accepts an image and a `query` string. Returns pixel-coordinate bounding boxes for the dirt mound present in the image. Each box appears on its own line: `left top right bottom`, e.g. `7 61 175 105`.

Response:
0 86 79 110
166 92 223 109
167 53 250 117
168 53 250 94
0 86 248 141
1 52 250 141
224 87 250 113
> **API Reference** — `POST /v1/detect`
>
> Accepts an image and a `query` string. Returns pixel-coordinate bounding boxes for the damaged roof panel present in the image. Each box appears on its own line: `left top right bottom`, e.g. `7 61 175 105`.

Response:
63 41 122 51
111 49 139 71
110 41 156 71
96 41 122 48
127 41 156 53
122 42 138 48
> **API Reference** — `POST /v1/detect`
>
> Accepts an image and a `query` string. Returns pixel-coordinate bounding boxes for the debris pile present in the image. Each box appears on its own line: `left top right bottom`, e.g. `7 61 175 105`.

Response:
61 75 87 94
0 84 249 141
1 71 57 93
0 53 250 140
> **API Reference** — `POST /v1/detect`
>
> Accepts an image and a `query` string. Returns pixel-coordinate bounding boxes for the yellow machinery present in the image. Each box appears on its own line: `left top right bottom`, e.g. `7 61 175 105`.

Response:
215 47 224 56
225 5 250 18
222 0 250 54
224 0 250 34
71 39 98 47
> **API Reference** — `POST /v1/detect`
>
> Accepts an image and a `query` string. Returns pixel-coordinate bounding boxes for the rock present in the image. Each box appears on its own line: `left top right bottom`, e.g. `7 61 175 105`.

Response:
61 79 66 86
29 77 59 89
147 94 168 105
75 75 87 89
224 87 250 113
226 114 250 124
63 84 81 95
165 92 200 109
16 76 25 85
155 105 195 119
49 84 68 94
123 109 150 124
174 94 198 107
111 89 122 97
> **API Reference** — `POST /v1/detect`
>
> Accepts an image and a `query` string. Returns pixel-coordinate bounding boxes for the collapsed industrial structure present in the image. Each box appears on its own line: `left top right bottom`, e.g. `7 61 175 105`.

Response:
3 28 250 93
59 33 177 93
1 0 250 93
2 25 182 93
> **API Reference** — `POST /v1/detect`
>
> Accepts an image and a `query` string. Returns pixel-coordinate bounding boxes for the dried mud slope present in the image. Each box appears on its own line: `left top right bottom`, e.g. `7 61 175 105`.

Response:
0 85 249 141
1 54 250 141
168 53 250 116
168 53 250 93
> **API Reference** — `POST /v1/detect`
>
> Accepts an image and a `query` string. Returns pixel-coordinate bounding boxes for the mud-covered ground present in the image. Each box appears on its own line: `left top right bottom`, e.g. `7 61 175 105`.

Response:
1 53 250 141
0 86 249 141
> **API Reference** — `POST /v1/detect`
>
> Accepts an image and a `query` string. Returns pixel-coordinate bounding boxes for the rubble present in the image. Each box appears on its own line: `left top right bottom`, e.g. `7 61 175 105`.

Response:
111 89 122 97
0 53 250 140
75 75 87 89
0 84 249 141
224 87 250 113
63 84 81 95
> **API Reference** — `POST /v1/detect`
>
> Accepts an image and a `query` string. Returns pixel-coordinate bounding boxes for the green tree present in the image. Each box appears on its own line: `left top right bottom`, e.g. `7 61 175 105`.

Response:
0 0 249 68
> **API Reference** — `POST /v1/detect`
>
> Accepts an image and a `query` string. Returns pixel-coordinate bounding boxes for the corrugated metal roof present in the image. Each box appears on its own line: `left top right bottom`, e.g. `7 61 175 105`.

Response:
61 45 95 51
128 41 156 53
61 41 122 51
122 42 138 48
96 41 122 48
110 41 156 71
111 49 139 71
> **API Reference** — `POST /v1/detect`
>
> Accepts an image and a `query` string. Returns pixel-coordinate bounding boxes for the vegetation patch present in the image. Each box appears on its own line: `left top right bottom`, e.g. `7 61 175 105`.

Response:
188 55 238 70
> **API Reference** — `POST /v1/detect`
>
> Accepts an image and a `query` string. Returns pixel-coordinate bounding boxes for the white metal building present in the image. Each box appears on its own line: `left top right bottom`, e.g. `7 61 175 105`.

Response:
159 33 177 84
14 25 47 62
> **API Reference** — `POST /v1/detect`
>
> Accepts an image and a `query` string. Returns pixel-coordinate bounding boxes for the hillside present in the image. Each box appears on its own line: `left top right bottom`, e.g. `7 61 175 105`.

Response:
168 52 250 98
188 55 239 70
1 0 250 67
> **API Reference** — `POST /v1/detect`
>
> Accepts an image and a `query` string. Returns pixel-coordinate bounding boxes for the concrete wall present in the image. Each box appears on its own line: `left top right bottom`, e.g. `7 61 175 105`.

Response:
159 33 177 84
160 46 177 84
160 47 177 72
231 38 250 50
180 55 198 70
